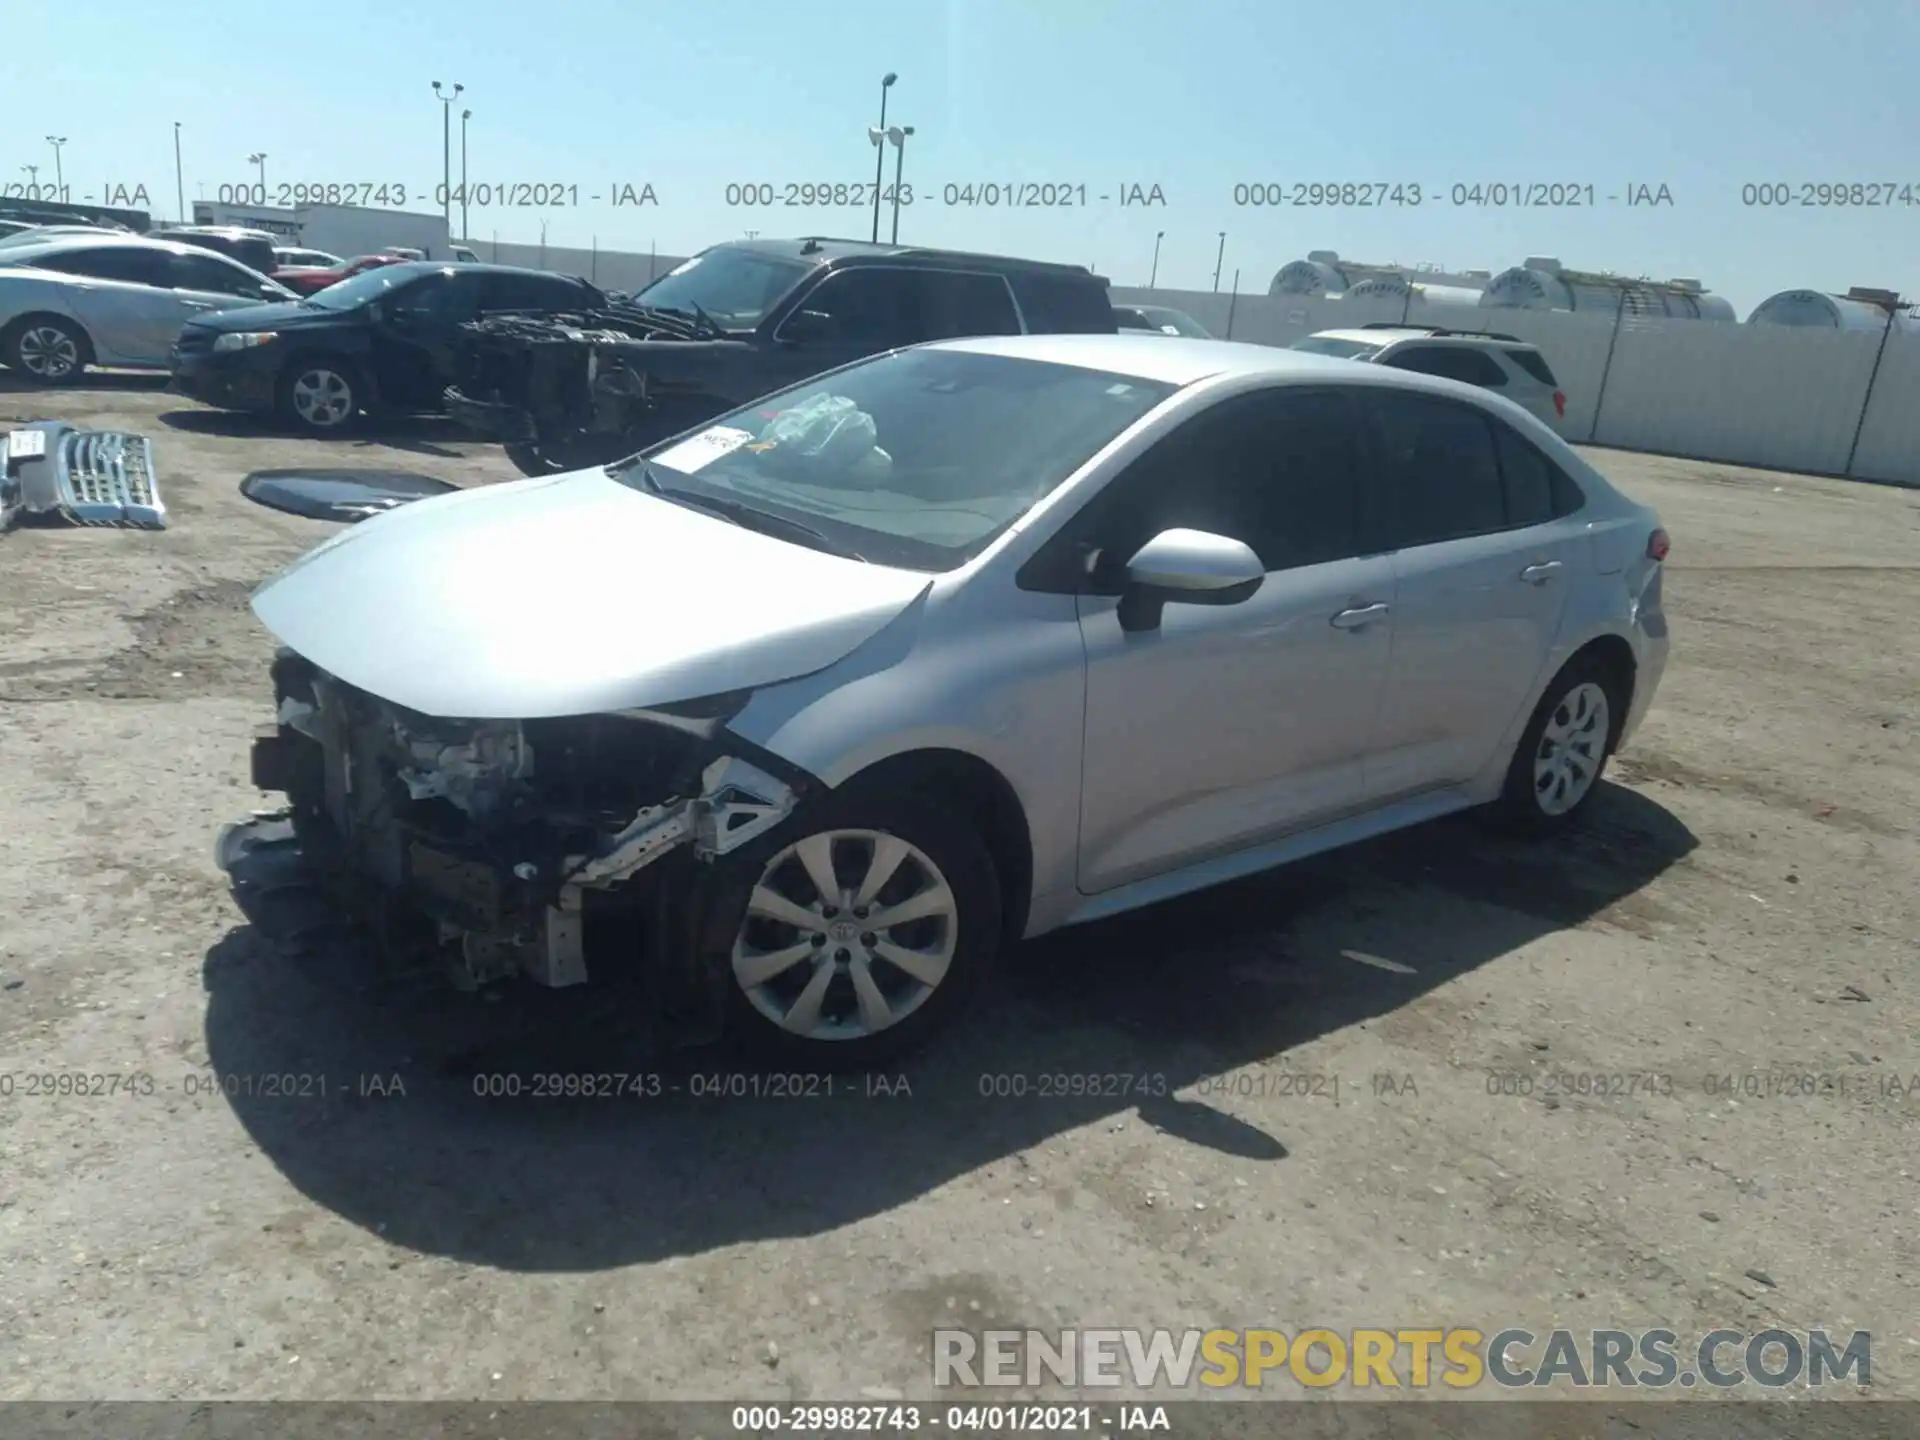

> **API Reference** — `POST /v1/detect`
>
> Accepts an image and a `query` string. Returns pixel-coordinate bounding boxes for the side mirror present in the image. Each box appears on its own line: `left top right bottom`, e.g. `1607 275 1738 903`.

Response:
1116 527 1264 632
781 308 836 343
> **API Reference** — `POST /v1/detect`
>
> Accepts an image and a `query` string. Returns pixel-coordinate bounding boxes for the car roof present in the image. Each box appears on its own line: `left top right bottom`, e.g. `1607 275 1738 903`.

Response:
928 332 1564 419
717 235 1100 279
369 260 593 283
155 225 277 241
929 333 1387 386
1310 326 1538 349
0 233 245 263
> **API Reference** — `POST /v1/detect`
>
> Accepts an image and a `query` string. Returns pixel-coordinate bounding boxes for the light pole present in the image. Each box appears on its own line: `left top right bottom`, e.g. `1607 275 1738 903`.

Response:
869 72 897 243
174 122 185 223
1149 230 1164 288
20 165 38 197
249 152 267 200
1212 231 1226 292
46 137 66 195
432 80 463 226
460 108 472 240
870 125 914 244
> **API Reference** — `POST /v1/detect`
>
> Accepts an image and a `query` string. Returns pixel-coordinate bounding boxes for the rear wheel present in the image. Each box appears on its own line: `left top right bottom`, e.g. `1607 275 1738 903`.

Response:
3 315 90 384
277 357 362 433
1494 656 1622 831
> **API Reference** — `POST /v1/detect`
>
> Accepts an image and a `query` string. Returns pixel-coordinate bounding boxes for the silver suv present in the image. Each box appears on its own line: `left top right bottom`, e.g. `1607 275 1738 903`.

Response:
1290 325 1567 433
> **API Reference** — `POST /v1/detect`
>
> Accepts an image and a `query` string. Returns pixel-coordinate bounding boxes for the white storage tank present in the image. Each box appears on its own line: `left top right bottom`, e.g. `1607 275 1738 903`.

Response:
1269 249 1400 298
1340 276 1489 309
1746 288 1914 332
1480 257 1737 320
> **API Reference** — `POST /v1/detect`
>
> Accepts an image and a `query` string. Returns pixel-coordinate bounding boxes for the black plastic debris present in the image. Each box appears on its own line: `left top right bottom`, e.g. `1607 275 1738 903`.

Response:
239 468 459 522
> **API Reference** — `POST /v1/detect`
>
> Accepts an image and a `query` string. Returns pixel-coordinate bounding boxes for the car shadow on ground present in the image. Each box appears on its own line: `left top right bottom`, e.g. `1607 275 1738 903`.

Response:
0 371 172 397
200 782 1695 1272
156 406 471 458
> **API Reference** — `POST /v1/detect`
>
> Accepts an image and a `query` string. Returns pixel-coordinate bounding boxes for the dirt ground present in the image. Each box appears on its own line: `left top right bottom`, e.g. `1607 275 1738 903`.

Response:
0 375 1915 1418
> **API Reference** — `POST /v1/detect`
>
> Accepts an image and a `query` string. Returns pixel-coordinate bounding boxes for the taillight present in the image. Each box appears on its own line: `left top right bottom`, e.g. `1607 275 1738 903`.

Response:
1647 528 1670 561
1553 390 1567 418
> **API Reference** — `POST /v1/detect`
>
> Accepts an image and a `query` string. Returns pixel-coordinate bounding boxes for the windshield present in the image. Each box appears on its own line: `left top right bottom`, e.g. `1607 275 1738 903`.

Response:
1127 306 1211 337
305 265 422 309
622 347 1176 571
631 247 813 327
1289 335 1385 360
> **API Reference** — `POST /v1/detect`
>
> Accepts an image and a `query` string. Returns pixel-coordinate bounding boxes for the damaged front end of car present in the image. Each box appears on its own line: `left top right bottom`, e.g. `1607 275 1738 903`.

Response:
442 302 744 468
246 647 811 1033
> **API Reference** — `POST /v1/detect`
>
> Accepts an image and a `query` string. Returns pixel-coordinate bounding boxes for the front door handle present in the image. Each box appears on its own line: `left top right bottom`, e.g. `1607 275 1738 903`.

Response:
1330 602 1390 630
1520 560 1563 585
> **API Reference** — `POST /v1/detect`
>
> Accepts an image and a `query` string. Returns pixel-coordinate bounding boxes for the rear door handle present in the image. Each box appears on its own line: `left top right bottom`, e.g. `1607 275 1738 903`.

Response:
1520 560 1563 584
1330 602 1390 630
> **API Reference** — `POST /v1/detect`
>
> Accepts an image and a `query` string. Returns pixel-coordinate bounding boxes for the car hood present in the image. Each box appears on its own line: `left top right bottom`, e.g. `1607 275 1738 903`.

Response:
189 300 341 332
250 469 933 719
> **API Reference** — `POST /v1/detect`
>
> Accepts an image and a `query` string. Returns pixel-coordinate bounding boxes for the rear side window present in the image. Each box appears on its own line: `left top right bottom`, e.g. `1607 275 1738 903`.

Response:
1493 423 1586 523
1364 391 1508 547
33 246 171 287
484 273 592 312
1009 273 1116 333
1504 347 1559 386
915 270 1022 340
1384 345 1508 387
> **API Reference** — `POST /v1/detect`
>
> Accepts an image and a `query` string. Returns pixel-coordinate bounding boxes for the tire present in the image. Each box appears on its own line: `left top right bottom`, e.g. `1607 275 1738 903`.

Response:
1493 655 1624 832
3 314 91 384
503 442 574 477
697 788 1002 1070
277 356 362 434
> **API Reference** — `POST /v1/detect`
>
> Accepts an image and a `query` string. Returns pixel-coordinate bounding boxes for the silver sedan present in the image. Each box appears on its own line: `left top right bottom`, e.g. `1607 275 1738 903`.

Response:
0 234 294 382
243 334 1670 1066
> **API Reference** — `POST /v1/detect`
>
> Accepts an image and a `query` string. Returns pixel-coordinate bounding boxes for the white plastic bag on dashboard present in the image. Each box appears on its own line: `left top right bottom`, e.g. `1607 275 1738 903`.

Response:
756 394 878 472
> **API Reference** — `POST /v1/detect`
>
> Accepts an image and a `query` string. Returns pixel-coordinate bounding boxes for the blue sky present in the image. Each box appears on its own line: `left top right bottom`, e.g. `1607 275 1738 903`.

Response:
11 0 1917 314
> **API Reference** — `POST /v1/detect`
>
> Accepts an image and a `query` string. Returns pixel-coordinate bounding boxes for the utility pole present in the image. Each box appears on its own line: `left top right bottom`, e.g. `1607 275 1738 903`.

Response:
46 137 67 195
869 72 897 243
459 109 472 240
1212 232 1226 292
1149 230 1164 288
248 152 267 199
432 80 463 226
174 122 185 223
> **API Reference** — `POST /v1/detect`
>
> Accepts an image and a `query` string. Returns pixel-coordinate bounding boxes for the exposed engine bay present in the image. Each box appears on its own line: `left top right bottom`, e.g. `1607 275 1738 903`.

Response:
448 300 749 463
248 648 807 1013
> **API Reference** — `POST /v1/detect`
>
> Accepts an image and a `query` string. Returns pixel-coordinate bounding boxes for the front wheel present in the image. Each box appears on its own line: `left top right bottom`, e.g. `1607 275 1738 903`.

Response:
702 791 1002 1070
277 358 362 434
1494 657 1622 831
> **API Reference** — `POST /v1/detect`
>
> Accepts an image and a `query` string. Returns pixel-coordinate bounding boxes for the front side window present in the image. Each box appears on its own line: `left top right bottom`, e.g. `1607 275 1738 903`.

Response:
785 268 919 347
626 347 1176 572
1059 388 1365 583
172 252 279 298
632 247 812 328
1364 391 1508 547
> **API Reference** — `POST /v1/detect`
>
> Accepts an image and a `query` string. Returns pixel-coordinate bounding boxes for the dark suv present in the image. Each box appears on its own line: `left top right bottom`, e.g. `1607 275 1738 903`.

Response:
443 236 1119 474
149 226 281 277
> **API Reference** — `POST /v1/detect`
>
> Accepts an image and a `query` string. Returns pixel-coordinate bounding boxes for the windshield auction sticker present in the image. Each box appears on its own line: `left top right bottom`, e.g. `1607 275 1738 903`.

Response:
652 426 755 473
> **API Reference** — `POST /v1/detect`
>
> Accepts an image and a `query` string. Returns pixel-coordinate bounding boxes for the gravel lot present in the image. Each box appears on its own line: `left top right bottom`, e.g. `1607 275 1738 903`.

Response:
0 375 1915 1415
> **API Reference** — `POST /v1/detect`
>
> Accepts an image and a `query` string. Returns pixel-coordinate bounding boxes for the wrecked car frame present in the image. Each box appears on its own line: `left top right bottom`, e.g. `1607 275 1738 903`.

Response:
249 649 809 1004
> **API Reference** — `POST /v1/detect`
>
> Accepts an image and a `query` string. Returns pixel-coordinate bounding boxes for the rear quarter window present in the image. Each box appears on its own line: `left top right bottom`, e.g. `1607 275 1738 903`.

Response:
1504 348 1559 386
1008 274 1117 333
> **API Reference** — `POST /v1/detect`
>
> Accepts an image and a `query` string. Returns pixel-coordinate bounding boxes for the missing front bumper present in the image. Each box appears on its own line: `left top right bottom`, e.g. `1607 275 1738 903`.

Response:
245 688 801 994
